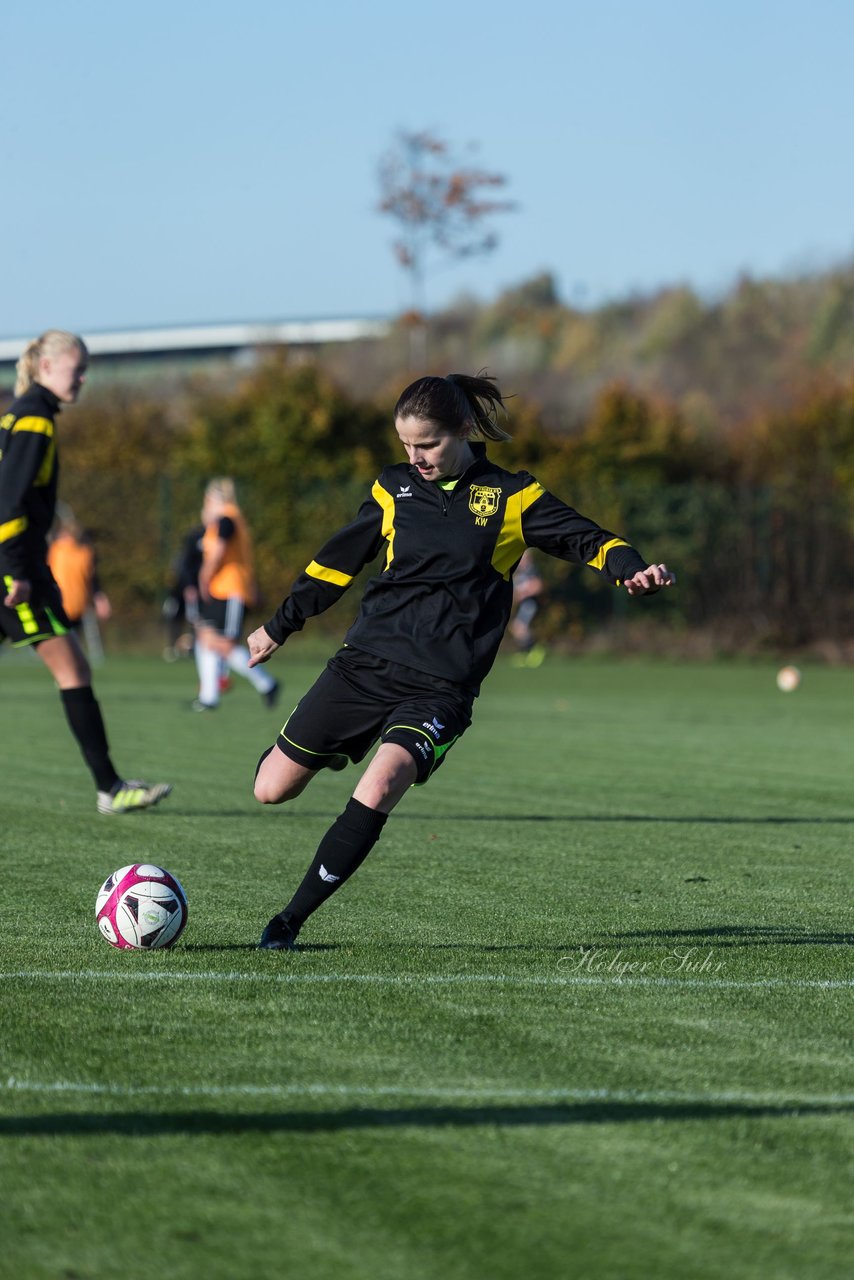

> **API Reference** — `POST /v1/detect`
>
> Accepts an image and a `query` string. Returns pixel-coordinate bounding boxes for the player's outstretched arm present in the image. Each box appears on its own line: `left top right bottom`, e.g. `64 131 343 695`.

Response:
623 564 676 596
247 625 281 667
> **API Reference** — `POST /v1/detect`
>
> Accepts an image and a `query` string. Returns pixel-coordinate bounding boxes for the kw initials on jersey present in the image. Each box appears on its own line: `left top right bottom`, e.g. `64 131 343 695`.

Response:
469 485 501 523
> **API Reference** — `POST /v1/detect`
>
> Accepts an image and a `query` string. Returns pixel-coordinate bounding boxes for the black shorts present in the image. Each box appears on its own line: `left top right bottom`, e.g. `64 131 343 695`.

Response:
198 595 244 638
276 647 475 784
0 572 71 647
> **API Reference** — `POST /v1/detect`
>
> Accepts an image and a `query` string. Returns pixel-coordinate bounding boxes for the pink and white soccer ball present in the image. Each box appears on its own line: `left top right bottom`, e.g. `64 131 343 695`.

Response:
96 864 188 950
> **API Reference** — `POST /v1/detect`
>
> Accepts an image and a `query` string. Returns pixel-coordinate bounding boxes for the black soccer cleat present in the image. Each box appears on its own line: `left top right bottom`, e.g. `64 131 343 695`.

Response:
262 679 281 710
257 913 300 951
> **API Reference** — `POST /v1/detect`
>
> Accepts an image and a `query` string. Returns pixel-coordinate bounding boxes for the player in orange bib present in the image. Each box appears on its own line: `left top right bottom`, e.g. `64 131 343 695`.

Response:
192 477 280 711
47 505 112 629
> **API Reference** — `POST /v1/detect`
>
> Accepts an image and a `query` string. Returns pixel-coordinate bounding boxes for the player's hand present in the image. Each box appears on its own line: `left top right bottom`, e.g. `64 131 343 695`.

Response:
623 564 676 596
247 625 280 667
93 592 112 622
4 578 31 607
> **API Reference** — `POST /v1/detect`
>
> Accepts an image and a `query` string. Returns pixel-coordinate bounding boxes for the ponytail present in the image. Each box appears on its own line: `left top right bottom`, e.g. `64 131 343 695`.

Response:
445 372 512 442
14 339 42 397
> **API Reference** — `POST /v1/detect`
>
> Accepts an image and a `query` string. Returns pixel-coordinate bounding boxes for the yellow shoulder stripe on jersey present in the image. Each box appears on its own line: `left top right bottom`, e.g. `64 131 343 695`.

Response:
587 537 629 572
491 481 544 579
371 480 396 570
12 416 54 438
305 560 353 588
0 516 28 543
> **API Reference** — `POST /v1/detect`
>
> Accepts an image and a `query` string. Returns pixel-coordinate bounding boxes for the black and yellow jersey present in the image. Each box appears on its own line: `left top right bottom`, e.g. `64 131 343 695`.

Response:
0 383 61 580
265 444 648 690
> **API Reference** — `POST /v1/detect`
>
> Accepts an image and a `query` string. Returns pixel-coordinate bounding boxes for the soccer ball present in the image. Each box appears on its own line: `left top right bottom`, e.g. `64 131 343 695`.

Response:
776 665 801 692
96 863 188 950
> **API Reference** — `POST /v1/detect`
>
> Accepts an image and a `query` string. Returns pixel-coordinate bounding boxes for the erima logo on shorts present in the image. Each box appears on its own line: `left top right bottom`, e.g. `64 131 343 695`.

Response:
422 716 445 740
414 739 431 760
319 864 340 883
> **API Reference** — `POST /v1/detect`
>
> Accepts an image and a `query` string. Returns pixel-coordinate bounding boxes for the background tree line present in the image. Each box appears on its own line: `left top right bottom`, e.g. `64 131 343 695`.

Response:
54 349 854 657
324 262 854 432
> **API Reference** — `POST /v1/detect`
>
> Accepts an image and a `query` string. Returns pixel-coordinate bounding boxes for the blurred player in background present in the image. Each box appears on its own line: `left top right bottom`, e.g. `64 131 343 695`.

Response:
192 477 279 711
0 330 171 814
161 522 204 661
47 502 112 662
248 371 675 950
509 547 546 667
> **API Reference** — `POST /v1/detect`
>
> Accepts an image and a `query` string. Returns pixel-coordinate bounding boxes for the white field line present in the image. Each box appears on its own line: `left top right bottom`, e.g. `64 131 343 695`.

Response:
2 1078 852 1106
1 970 852 991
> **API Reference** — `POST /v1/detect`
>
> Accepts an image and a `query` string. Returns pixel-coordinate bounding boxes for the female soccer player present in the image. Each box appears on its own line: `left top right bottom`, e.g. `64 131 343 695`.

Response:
0 330 171 814
47 504 113 631
248 372 674 949
191 477 279 711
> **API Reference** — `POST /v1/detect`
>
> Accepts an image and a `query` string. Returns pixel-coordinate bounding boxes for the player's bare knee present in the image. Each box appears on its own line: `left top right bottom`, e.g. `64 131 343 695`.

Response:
254 771 302 805
354 752 418 811
261 778 311 805
254 776 278 804
254 746 282 804
253 746 312 804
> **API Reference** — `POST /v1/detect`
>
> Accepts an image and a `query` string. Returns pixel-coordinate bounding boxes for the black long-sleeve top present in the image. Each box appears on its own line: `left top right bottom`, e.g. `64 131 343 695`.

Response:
265 445 648 692
0 383 61 580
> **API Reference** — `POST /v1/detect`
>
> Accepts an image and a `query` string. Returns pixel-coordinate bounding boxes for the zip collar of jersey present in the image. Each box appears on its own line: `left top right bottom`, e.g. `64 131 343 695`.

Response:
30 382 63 414
406 440 491 487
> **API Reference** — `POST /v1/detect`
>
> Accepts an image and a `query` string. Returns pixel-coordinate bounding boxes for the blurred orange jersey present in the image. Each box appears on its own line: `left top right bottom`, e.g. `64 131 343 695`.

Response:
203 504 255 603
47 532 95 622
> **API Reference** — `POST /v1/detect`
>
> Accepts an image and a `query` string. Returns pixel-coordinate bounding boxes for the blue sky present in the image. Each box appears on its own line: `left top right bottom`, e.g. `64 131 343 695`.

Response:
4 0 853 336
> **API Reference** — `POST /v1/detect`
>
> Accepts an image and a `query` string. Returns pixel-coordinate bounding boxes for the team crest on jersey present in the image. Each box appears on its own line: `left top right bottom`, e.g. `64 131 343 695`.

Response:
468 485 502 518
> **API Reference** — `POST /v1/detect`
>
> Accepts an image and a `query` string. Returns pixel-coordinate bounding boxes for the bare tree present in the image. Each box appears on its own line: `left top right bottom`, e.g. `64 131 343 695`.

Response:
378 130 516 339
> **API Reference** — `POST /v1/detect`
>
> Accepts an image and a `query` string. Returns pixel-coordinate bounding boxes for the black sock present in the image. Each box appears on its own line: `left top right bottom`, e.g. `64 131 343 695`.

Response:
60 686 121 793
254 745 274 782
282 798 388 927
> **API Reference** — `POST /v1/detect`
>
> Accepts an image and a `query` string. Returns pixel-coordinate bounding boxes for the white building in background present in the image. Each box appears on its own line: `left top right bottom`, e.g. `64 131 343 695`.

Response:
0 317 391 392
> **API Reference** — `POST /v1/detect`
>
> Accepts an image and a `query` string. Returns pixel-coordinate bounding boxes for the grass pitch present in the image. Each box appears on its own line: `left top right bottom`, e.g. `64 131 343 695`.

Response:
0 646 851 1280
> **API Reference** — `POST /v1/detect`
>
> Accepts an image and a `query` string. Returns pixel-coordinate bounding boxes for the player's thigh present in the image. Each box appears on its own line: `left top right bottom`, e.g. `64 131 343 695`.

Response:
36 632 91 688
352 743 418 813
254 742 316 804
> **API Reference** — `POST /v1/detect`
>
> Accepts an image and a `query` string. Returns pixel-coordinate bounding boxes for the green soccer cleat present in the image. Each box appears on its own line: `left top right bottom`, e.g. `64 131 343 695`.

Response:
97 780 173 815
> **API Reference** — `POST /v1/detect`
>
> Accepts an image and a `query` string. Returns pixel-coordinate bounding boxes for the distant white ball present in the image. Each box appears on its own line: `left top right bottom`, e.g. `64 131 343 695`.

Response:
96 863 188 950
776 665 801 692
